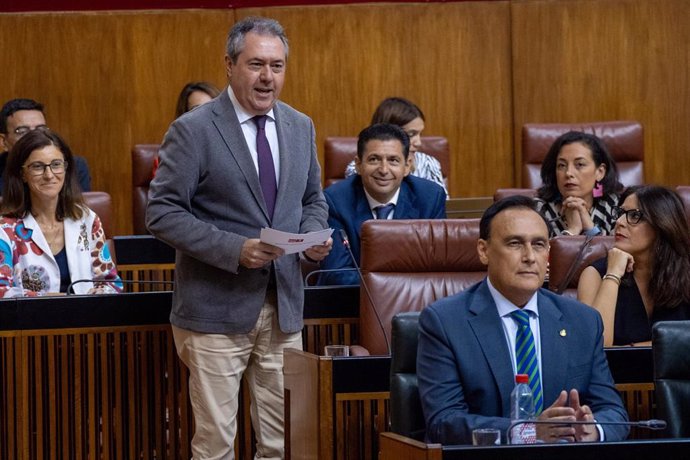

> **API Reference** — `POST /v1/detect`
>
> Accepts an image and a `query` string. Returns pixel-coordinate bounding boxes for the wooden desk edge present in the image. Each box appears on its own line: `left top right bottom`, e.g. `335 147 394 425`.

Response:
379 432 442 460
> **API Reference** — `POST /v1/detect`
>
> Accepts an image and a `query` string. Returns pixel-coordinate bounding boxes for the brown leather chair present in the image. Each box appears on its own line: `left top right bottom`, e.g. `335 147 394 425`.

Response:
547 235 614 298
354 219 485 356
323 136 450 189
494 121 644 201
82 191 113 238
493 188 537 201
131 144 160 234
522 121 644 189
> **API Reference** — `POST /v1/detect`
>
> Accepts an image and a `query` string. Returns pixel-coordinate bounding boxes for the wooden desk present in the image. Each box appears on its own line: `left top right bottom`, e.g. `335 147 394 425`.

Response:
0 292 194 460
379 432 690 460
113 235 176 292
284 350 390 460
285 347 656 460
445 197 493 219
0 285 360 460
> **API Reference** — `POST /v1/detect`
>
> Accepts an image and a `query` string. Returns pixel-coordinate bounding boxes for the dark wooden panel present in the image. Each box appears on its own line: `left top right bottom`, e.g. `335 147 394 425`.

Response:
511 0 690 187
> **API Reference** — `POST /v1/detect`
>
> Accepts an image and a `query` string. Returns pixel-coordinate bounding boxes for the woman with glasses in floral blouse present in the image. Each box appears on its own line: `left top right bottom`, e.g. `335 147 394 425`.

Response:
0 129 122 296
578 185 690 346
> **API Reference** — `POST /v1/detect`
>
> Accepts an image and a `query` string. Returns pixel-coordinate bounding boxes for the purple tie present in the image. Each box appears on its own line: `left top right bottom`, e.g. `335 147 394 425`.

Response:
253 115 277 219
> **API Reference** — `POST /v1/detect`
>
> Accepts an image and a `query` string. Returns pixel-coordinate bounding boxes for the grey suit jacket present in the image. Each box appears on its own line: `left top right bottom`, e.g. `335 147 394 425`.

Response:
146 90 328 334
417 279 629 444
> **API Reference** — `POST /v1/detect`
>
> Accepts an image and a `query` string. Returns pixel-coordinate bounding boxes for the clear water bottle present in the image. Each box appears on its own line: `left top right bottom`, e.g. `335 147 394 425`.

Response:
510 374 537 444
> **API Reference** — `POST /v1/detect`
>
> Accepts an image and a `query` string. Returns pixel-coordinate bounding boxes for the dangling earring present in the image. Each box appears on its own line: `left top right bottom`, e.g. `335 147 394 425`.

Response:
593 180 603 198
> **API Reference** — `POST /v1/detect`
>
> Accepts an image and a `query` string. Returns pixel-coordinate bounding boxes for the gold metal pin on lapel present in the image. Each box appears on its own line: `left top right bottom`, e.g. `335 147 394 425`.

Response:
560 329 567 337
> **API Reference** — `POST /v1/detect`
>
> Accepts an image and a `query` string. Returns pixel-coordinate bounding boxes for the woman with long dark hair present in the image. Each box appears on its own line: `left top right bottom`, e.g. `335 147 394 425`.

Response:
536 131 623 237
578 185 690 346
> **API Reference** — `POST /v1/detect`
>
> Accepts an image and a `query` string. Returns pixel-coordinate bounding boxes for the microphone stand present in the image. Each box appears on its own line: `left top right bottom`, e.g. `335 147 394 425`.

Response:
303 267 358 286
506 418 667 444
339 229 391 355
67 278 174 295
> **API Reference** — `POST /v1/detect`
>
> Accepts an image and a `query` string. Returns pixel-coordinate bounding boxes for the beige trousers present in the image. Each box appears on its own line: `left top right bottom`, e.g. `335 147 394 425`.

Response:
173 292 302 460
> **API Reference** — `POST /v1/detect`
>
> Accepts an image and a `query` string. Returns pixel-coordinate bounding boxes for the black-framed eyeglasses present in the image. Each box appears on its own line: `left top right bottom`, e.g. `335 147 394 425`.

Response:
23 159 68 176
612 206 644 225
13 125 49 138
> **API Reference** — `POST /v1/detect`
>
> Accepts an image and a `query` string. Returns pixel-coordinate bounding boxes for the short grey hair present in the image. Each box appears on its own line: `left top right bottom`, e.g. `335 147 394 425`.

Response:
226 17 289 64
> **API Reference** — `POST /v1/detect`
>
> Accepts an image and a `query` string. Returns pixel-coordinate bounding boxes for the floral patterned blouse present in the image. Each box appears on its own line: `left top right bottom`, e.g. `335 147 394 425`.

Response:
0 207 122 297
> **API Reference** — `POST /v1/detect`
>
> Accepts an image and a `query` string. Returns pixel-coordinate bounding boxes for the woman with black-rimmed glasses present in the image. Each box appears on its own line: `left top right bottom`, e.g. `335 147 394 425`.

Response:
0 129 122 296
577 185 690 346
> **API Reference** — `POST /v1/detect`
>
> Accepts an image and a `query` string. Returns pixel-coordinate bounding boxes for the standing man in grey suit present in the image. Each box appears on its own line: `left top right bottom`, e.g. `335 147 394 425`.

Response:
147 17 332 460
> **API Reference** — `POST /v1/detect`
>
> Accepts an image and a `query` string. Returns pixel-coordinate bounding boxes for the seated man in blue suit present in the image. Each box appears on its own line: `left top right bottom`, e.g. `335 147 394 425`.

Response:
318 123 446 285
417 195 629 444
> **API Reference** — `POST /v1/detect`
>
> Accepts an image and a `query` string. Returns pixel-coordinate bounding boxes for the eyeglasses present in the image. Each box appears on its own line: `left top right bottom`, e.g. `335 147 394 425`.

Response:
13 125 49 138
23 159 68 176
612 206 644 225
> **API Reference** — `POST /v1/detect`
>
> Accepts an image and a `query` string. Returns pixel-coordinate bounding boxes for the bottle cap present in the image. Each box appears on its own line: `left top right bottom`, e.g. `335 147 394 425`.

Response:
515 374 529 384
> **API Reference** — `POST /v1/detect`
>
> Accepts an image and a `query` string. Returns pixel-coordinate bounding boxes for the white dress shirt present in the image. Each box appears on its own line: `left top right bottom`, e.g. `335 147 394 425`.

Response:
487 278 605 440
227 86 280 184
363 188 401 220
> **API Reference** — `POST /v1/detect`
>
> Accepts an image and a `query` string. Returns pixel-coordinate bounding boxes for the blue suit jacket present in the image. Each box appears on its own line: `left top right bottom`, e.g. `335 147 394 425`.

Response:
417 279 629 444
319 174 446 285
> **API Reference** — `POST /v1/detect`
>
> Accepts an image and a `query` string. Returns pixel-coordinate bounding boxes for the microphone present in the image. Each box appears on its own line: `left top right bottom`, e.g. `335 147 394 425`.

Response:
303 267 358 286
66 278 174 295
506 418 666 444
339 228 391 355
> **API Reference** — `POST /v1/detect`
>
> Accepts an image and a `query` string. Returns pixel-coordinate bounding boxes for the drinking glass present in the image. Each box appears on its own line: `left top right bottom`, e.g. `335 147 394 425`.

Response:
324 345 350 357
472 428 501 446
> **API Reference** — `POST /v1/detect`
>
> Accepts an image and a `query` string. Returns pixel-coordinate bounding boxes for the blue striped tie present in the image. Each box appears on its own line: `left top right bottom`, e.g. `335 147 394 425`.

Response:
375 203 395 220
511 309 544 414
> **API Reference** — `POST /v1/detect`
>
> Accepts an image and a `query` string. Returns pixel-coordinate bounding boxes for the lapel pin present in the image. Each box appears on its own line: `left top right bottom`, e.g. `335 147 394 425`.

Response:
560 329 567 337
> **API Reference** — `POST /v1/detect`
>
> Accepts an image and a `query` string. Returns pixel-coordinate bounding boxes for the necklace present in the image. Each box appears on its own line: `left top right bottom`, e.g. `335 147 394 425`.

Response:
37 220 64 254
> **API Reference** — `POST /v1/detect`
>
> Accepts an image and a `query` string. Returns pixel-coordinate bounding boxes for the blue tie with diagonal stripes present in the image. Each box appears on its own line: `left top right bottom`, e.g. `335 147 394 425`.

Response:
511 309 544 414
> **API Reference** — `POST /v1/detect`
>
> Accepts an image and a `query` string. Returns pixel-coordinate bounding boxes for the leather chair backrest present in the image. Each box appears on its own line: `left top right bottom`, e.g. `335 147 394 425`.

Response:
324 136 450 188
131 144 160 234
547 235 614 298
493 188 537 202
359 219 485 355
522 121 644 189
82 191 113 238
390 311 425 440
652 320 690 437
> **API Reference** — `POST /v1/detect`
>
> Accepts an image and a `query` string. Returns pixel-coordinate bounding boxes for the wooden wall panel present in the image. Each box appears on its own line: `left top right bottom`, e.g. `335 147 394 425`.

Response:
511 0 690 187
0 10 232 236
237 2 514 197
1 0 688 235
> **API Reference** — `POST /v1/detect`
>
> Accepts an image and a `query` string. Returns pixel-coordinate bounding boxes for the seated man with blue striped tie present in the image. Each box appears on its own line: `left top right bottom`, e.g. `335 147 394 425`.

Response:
417 195 629 444
318 123 446 285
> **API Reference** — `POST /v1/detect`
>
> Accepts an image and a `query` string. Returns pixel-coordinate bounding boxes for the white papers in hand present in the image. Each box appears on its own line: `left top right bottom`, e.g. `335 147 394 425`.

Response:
259 228 333 255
